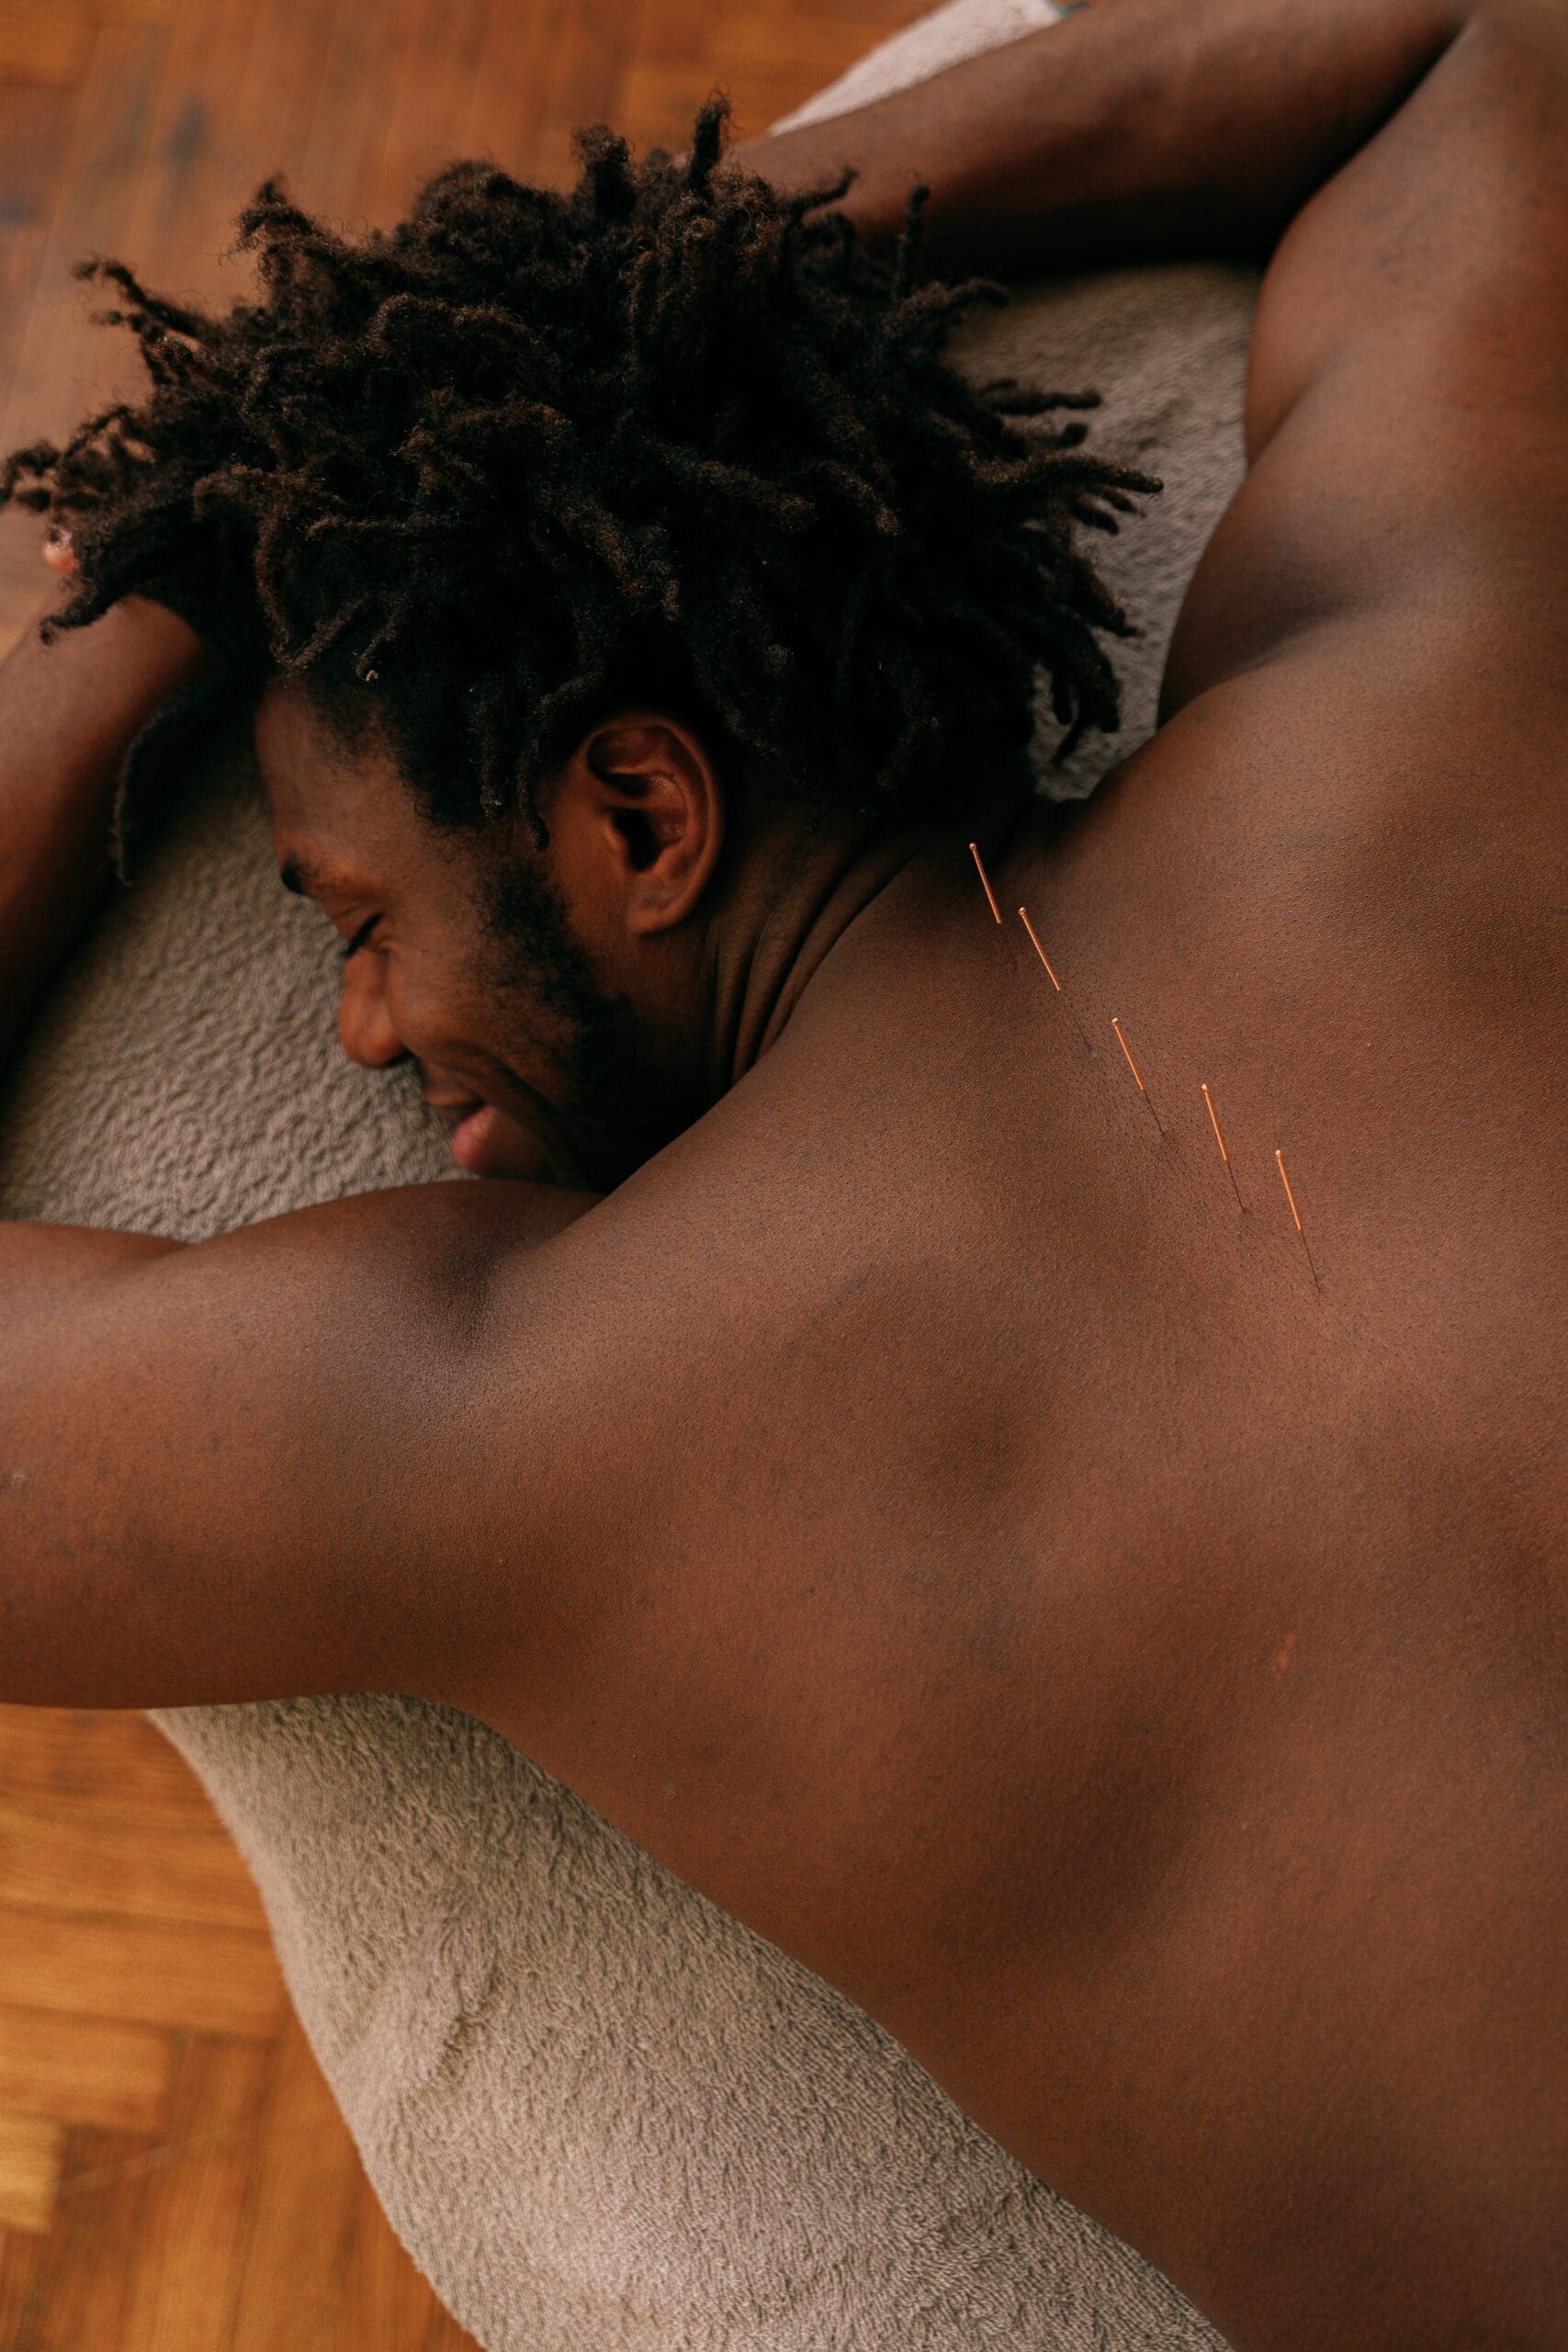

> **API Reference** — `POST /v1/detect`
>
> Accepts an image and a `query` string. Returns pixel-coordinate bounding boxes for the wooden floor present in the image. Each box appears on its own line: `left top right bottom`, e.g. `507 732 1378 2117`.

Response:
0 0 925 2342
0 1707 484 2351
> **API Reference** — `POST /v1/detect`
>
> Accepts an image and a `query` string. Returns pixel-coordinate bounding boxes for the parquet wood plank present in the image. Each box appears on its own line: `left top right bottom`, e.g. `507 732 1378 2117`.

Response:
0 1711 206 1818
0 2006 170 2136
0 81 76 659
117 2036 270 2352
207 0 362 236
621 0 923 151
333 2165 455 2352
23 2126 154 2352
0 21 171 455
0 15 92 90
294 0 421 232
353 0 500 228
0 1792 267 1932
408 0 571 205
0 83 77 408
3 0 178 36
0 2226 46 2352
617 59 726 154
0 562 42 676
0 1908 286 2040
629 0 724 73
519 0 649 190
427 2302 487 2352
115 0 270 311
226 2015 363 2352
0 2118 62 2238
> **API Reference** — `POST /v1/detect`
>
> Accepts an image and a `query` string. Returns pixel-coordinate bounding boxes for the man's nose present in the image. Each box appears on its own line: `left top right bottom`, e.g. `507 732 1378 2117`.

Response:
338 953 408 1069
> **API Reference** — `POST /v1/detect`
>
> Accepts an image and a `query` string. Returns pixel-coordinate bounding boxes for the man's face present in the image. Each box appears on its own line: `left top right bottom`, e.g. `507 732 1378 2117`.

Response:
256 681 683 1193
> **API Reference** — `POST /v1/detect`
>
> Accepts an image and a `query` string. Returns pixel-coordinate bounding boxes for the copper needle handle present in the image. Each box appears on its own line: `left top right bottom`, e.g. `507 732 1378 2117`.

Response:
969 841 1002 924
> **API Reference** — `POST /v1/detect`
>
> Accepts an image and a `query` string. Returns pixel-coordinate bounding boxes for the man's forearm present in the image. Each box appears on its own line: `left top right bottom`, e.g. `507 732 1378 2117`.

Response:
0 601 207 1072
734 0 1474 277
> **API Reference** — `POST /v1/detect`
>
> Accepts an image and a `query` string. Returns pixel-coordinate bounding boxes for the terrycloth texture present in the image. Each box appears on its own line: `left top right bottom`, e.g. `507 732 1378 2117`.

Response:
0 6 1260 2345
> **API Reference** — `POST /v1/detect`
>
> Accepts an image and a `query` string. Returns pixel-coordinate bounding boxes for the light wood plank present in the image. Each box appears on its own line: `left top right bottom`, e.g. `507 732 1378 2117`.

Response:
426 2302 487 2352
0 80 75 663
227 2016 360 2352
115 0 269 308
0 84 78 451
412 0 570 201
333 2165 455 2352
0 1792 265 1933
24 2127 152 2351
0 16 94 90
0 2222 47 2346
0 2114 62 2236
0 2005 170 2136
0 21 171 454
0 1909 286 2040
352 0 495 226
0 1712 204 1820
520 0 648 190
2 0 178 38
295 0 420 231
0 534 48 667
118 2037 270 2352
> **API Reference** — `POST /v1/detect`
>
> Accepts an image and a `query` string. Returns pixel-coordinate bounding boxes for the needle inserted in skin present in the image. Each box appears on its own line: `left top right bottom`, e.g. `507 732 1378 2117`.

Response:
1275 1148 1321 1290
1111 1017 1163 1135
969 840 1002 924
1201 1083 1245 1211
1019 908 1091 1050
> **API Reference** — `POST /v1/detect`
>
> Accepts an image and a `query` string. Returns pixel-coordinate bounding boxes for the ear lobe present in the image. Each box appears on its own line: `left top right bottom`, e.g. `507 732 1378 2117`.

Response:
581 715 725 935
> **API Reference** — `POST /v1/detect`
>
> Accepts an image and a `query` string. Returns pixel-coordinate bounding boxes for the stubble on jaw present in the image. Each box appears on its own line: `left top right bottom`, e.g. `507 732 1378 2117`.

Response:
476 849 692 1192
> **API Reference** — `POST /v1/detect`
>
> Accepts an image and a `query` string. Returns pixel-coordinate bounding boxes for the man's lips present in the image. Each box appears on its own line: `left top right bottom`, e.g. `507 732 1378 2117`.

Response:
423 1089 558 1180
424 1091 504 1170
448 1101 502 1175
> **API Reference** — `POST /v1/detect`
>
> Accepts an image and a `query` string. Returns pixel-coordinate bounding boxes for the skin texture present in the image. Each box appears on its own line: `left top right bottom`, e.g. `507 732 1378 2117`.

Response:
3 5 1566 2345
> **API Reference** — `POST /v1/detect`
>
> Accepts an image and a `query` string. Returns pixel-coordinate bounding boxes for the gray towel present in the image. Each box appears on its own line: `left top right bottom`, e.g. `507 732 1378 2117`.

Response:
0 5 1258 2343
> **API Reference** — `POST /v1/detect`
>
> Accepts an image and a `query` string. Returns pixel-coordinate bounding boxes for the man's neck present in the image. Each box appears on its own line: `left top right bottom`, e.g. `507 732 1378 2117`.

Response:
698 782 1035 1099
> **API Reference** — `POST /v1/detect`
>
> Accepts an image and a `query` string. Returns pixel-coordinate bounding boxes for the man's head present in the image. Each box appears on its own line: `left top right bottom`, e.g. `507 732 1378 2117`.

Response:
260 680 743 1187
4 106 1155 1182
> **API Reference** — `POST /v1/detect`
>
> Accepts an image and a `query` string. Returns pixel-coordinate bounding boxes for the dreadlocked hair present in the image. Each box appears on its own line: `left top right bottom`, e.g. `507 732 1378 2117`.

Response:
1 103 1159 851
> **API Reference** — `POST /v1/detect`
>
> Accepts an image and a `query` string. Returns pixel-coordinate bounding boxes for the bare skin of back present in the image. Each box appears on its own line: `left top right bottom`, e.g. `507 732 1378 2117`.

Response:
2 4 1564 2346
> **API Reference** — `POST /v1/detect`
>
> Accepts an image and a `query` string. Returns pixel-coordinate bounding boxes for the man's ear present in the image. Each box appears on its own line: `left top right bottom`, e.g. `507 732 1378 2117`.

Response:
555 714 725 936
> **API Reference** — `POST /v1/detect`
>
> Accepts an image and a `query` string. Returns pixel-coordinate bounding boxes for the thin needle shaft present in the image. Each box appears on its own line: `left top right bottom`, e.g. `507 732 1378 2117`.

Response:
969 841 1002 924
1019 908 1091 1051
1018 908 1062 989
1201 1082 1245 1211
1111 1017 1163 1135
1275 1148 1321 1291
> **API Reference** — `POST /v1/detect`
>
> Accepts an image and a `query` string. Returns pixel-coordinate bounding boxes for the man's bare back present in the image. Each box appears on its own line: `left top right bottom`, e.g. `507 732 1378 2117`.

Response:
2 3 1563 2345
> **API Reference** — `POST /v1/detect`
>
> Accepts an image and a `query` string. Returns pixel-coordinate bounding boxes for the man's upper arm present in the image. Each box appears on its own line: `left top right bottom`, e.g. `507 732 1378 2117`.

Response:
1167 0 1568 707
0 1181 592 1713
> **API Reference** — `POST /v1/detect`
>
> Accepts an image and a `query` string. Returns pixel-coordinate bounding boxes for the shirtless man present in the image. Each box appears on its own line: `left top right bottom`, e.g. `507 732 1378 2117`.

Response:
1 2 1563 2344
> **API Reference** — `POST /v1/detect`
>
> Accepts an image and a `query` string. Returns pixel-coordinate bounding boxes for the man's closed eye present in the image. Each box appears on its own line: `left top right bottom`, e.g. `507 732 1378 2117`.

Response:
341 914 380 963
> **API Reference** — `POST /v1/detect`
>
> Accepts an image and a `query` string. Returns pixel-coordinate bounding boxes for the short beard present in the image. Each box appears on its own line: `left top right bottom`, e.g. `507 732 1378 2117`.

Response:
479 851 691 1192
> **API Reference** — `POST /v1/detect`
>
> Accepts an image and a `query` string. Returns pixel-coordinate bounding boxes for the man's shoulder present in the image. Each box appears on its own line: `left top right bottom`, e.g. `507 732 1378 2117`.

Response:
1165 0 1567 715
